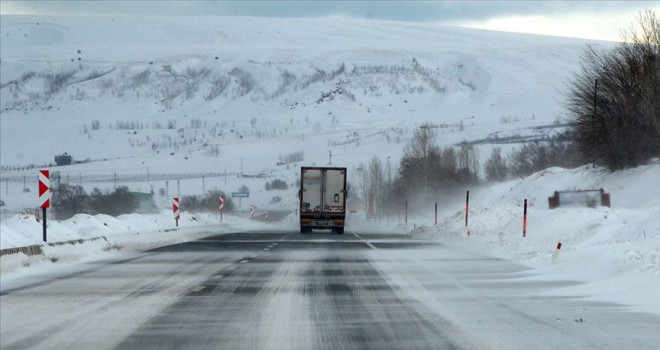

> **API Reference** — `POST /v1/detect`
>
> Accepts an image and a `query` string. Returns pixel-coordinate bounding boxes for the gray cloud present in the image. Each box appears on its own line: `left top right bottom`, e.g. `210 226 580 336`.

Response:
2 1 656 21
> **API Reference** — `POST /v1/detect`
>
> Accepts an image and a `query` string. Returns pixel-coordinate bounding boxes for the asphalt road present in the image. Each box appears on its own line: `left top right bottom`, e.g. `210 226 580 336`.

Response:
2 230 659 349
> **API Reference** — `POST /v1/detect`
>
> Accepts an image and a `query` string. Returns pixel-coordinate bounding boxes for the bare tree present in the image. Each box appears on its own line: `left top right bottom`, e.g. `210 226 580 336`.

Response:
508 141 581 177
566 10 660 170
354 163 370 212
404 125 438 160
458 142 480 181
368 156 385 215
52 184 87 219
485 147 508 181
403 126 439 193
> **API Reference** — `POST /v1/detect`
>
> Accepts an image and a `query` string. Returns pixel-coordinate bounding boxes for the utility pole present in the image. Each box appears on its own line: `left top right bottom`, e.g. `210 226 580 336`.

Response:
420 125 428 197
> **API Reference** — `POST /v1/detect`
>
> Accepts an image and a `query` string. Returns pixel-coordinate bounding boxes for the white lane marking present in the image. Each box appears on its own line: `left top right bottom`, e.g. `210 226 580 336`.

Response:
191 285 206 292
263 248 270 251
352 233 378 250
239 260 249 264
275 234 291 243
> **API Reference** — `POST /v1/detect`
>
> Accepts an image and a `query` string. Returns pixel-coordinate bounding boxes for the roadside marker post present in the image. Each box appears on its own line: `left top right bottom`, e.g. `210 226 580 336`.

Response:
404 200 408 225
39 170 50 242
434 202 438 226
219 195 224 223
173 197 180 227
465 190 469 227
552 242 562 264
523 199 528 238
465 190 470 236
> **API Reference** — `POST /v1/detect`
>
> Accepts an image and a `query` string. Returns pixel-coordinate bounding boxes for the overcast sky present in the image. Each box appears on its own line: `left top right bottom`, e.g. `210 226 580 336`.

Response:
2 1 659 41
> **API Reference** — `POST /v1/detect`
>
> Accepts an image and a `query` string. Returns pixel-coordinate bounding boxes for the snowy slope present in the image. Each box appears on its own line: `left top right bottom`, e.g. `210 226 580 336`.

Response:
412 162 660 315
1 15 599 168
1 15 605 215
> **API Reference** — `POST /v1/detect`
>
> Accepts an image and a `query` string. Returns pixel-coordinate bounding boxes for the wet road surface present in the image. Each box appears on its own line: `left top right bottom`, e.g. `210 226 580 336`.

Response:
2 230 659 349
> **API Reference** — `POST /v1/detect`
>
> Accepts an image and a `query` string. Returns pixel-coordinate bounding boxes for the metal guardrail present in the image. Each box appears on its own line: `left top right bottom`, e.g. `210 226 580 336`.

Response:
0 244 43 257
0 236 108 257
0 172 236 184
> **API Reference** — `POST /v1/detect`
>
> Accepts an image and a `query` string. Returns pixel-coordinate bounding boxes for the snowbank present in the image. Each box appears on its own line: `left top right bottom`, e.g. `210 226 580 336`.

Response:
0 210 269 276
419 163 660 315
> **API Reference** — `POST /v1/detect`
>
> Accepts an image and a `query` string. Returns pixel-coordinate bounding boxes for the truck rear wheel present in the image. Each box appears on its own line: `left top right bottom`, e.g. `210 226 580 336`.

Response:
333 227 344 234
300 227 311 234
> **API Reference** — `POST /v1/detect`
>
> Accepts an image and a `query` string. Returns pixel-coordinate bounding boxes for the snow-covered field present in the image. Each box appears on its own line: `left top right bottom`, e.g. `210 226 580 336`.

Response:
416 162 660 315
1 15 658 317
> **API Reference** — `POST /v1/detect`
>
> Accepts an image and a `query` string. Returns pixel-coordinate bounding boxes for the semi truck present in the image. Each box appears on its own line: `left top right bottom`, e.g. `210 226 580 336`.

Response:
299 167 347 234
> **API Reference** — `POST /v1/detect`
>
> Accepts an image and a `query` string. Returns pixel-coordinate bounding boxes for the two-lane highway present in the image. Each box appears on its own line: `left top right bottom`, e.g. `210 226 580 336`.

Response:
2 230 659 349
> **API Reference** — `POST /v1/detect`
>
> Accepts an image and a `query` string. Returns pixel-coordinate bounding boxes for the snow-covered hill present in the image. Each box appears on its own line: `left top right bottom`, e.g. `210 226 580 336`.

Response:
1 16 600 169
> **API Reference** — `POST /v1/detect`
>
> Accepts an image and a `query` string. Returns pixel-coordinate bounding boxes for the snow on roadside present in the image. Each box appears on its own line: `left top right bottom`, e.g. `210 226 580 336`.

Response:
1 163 658 315
421 163 660 315
0 210 266 276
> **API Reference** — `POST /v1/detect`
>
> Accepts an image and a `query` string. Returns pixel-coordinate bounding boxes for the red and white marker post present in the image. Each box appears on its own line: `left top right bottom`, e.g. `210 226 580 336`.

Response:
465 190 470 236
173 197 180 227
39 170 50 242
219 194 225 223
248 204 255 218
523 199 528 238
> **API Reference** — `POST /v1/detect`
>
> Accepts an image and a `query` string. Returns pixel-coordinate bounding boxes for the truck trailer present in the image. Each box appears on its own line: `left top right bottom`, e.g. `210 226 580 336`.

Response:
299 167 347 234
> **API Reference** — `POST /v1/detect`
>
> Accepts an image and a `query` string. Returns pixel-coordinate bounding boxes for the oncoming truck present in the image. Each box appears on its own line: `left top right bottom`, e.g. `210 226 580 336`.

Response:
299 167 347 234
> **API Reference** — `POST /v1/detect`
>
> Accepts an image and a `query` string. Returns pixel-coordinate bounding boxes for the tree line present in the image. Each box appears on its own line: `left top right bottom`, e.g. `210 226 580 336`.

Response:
567 10 659 170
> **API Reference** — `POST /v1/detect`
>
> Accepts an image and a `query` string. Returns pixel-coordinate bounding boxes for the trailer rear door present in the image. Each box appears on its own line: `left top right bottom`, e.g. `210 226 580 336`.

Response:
324 169 345 213
301 168 322 213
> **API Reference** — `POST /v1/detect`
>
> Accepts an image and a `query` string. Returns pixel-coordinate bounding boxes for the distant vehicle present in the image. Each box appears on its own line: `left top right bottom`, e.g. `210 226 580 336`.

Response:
299 167 347 234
